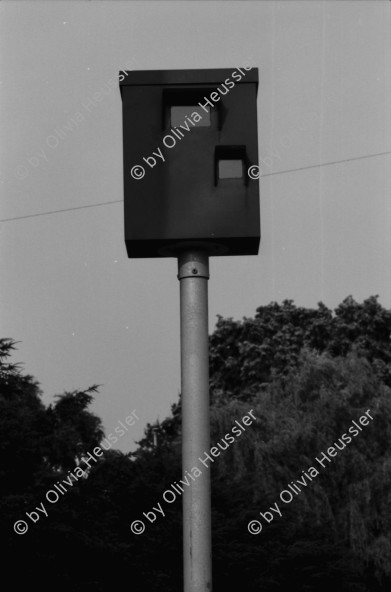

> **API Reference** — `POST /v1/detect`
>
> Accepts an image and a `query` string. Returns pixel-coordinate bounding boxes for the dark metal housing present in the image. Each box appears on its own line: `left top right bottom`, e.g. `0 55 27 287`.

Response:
119 68 260 258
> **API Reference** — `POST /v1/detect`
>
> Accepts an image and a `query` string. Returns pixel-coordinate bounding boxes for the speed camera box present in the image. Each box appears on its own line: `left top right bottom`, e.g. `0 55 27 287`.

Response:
119 67 260 258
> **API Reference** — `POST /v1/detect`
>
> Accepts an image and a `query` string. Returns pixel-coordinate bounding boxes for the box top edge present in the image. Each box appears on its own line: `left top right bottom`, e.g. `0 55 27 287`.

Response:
119 67 259 86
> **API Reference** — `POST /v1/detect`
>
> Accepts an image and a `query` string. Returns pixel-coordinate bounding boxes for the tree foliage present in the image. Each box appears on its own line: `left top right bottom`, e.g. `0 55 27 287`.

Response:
210 296 391 401
1 295 390 591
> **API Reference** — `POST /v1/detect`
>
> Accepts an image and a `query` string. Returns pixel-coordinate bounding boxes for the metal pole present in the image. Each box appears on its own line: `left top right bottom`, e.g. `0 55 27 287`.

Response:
178 250 212 592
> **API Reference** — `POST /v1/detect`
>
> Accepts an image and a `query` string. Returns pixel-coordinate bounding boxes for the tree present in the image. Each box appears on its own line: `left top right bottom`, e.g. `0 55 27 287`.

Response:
208 351 391 589
0 339 107 590
1 295 390 590
209 296 391 402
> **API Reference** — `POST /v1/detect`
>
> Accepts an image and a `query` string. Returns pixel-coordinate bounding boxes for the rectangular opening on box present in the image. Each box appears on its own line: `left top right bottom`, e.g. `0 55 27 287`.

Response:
171 105 210 127
163 88 220 129
218 159 243 179
215 146 248 185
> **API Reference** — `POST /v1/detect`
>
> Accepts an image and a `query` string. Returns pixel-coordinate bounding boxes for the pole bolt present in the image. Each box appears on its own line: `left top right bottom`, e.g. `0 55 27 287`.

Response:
192 268 198 274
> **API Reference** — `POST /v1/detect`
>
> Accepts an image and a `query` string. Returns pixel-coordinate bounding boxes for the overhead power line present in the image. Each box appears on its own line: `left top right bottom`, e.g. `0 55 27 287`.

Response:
261 150 391 178
0 199 123 223
1 150 390 223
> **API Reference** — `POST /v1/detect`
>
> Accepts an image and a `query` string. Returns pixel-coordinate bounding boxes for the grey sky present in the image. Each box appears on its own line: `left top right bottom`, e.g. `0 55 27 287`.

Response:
1 1 390 451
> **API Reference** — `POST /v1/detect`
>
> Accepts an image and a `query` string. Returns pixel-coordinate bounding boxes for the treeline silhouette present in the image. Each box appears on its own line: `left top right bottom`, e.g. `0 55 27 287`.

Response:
1 296 390 591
